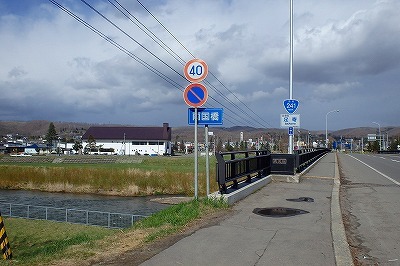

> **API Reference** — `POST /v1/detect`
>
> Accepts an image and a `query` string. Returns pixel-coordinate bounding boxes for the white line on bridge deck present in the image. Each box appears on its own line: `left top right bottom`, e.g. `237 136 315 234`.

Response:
347 154 400 186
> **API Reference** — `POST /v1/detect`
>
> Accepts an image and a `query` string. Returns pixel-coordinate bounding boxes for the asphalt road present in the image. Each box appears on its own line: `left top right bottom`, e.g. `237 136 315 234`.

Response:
337 153 400 265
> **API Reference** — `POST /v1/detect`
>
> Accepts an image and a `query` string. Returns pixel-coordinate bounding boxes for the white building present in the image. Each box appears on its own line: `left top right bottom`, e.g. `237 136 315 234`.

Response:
81 123 172 156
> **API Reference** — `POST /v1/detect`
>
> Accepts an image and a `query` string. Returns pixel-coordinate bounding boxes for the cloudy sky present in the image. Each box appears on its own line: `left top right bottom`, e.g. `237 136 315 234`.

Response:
1 0 399 130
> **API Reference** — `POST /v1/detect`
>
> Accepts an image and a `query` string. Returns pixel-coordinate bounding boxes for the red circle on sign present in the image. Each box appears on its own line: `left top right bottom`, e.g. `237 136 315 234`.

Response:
183 83 208 107
184 58 208 83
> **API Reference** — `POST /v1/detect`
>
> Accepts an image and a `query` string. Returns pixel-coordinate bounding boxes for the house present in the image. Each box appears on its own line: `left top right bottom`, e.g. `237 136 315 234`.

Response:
0 145 6 154
81 123 172 156
25 144 40 155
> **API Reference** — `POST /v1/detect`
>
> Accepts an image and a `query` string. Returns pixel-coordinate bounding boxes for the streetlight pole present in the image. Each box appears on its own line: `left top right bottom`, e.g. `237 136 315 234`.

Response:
372 122 381 151
287 0 294 154
325 110 339 148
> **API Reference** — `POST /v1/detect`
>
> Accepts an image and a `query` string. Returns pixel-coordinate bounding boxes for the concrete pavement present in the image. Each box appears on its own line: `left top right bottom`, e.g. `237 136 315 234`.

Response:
141 152 353 266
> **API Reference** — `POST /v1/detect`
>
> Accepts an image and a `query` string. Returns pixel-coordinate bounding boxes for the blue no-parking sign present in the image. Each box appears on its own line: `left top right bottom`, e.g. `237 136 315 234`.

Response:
183 83 208 108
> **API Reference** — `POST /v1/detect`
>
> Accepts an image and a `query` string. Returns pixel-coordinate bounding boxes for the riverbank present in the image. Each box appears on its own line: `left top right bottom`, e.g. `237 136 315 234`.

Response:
0 156 218 197
0 198 230 266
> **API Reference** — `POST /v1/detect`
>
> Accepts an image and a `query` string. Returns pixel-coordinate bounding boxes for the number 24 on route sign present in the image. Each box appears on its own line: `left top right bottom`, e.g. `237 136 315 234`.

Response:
184 58 208 83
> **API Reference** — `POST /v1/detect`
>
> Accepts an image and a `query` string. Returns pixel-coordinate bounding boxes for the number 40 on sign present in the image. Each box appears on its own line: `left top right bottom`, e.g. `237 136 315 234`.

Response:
184 59 208 83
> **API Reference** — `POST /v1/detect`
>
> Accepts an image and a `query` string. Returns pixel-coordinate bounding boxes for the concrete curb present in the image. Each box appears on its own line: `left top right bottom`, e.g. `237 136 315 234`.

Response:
270 173 300 183
331 152 354 266
208 176 272 205
270 152 329 183
208 152 334 206
208 152 354 265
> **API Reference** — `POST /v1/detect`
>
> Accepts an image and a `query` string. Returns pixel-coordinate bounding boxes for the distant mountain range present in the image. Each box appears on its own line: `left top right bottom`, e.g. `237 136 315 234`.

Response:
1 120 399 142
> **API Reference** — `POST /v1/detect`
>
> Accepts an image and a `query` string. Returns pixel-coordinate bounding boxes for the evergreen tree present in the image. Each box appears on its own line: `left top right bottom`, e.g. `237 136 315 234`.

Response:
73 140 83 153
45 122 57 146
87 135 97 153
216 138 223 153
226 140 234 152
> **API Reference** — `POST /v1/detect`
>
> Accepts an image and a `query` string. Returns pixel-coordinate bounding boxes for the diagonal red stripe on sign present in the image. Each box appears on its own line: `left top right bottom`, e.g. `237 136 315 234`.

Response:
189 88 202 102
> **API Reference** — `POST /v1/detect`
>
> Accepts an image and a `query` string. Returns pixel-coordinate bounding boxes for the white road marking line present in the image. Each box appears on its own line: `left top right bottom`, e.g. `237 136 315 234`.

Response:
347 154 400 186
303 175 334 180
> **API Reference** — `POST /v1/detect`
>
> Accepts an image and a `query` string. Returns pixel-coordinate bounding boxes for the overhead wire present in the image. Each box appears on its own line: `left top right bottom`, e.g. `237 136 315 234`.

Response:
48 1 183 90
49 0 268 128
108 0 186 65
108 1 259 127
105 0 263 128
80 0 264 128
48 0 243 126
136 0 196 59
135 0 274 128
111 0 270 128
80 0 184 79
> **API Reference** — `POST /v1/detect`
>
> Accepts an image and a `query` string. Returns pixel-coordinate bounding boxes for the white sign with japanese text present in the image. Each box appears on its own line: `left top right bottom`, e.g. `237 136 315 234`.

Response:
280 114 300 128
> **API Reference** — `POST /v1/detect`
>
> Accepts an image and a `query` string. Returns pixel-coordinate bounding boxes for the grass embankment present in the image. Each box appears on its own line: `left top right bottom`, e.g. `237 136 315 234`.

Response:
0 198 229 266
0 156 218 196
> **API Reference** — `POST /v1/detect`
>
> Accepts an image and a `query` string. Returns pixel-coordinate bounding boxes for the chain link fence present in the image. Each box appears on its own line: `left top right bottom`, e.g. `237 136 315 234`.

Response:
0 202 147 228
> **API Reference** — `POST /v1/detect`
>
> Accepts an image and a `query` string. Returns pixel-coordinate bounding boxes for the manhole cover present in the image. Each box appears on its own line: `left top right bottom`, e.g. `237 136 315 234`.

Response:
253 207 309 217
286 197 314 202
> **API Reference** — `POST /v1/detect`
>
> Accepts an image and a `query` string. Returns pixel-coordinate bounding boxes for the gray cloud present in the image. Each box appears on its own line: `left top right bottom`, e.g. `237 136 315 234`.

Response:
0 0 399 130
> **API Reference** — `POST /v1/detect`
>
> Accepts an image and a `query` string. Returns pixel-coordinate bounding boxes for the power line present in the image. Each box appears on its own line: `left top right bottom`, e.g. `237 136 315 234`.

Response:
80 0 185 80
108 0 186 65
108 0 255 125
135 0 273 128
48 0 182 91
136 0 196 59
79 0 266 127
48 0 253 127
50 0 272 128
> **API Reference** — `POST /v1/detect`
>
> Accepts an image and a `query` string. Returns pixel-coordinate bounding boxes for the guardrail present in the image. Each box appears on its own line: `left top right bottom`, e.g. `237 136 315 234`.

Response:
216 148 330 194
0 202 147 229
215 150 271 194
270 148 330 175
295 148 330 172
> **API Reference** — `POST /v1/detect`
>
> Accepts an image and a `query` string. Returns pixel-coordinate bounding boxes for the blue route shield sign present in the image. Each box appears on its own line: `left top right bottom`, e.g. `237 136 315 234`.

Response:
188 108 223 125
283 99 299 114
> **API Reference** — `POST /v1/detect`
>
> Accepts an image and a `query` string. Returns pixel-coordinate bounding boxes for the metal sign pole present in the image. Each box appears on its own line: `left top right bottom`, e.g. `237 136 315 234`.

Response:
194 107 198 199
288 0 294 154
183 59 209 200
205 125 210 196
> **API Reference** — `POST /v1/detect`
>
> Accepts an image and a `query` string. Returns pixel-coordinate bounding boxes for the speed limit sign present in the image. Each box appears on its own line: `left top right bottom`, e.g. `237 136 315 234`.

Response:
184 58 208 83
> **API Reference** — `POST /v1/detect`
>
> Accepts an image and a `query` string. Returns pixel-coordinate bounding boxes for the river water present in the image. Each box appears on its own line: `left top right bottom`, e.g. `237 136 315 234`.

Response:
0 189 170 216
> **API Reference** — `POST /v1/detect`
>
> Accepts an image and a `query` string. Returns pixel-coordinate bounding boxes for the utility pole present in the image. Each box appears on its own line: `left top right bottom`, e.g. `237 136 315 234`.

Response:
288 0 294 154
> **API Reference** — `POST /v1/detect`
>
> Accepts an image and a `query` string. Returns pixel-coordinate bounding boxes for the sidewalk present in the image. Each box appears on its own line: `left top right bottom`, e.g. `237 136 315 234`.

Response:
141 152 353 266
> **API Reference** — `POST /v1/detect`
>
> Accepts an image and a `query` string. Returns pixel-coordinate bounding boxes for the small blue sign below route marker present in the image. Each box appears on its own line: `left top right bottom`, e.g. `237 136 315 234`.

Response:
288 127 294 136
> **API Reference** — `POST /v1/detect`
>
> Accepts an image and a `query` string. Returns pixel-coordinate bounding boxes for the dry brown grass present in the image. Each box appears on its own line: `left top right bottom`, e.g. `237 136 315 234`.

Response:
0 157 218 196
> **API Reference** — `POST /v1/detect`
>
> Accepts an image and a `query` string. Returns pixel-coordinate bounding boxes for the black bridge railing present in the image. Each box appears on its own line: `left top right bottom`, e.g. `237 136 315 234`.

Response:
215 150 271 194
216 148 330 194
295 148 330 172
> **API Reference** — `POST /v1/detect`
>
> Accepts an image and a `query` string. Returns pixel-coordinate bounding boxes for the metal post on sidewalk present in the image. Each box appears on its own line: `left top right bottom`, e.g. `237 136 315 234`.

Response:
194 107 198 199
205 125 210 196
